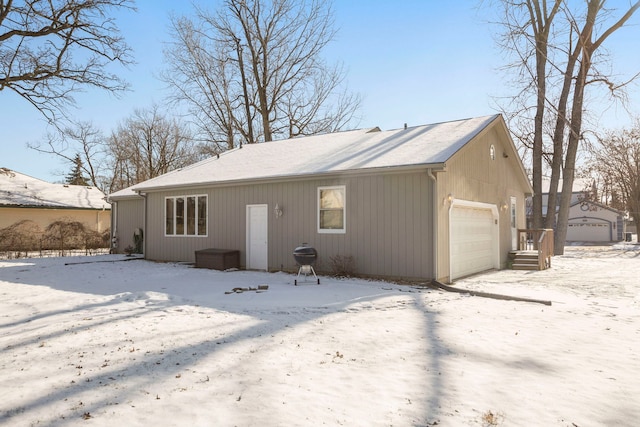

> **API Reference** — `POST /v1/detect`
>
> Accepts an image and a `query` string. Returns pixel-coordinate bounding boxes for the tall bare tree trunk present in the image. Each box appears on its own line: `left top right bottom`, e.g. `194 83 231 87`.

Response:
530 0 562 230
544 42 581 232
556 57 590 253
164 0 360 149
234 37 255 145
499 0 640 255
555 0 640 254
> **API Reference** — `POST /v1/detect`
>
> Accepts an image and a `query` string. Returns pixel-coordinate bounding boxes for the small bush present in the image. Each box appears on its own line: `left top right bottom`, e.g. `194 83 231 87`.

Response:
84 229 111 254
328 254 355 277
0 220 43 257
43 219 87 255
133 228 144 253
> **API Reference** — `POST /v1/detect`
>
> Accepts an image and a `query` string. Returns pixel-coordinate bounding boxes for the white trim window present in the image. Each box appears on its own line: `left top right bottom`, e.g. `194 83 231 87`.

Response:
318 186 346 234
165 195 208 236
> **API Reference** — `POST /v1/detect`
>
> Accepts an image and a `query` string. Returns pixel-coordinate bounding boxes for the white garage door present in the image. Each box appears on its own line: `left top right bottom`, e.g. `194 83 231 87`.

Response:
450 204 498 280
566 220 610 242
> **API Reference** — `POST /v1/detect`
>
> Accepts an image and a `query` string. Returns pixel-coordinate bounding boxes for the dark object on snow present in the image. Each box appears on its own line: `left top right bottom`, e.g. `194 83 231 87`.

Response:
225 285 269 294
195 249 240 270
293 244 319 285
293 245 317 265
430 280 552 306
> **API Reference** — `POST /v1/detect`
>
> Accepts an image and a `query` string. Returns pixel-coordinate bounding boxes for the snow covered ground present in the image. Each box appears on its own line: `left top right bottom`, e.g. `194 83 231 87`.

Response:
1 244 638 426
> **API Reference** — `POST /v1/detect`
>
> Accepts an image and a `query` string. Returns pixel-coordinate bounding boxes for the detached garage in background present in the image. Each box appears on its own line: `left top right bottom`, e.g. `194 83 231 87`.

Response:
566 200 624 243
532 179 626 244
109 114 533 283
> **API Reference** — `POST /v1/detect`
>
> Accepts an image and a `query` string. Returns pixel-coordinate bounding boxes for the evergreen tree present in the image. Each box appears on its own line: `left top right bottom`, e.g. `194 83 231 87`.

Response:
66 154 89 186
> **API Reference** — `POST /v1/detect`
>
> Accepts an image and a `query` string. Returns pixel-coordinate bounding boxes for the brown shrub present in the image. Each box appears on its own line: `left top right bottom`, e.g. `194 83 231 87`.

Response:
0 220 44 256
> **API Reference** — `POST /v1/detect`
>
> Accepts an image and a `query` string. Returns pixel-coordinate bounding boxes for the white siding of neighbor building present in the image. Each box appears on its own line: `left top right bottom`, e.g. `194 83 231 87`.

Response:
566 202 623 242
142 170 434 280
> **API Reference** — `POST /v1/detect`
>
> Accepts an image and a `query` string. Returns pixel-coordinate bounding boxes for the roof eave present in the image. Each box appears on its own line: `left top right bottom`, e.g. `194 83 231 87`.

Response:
131 163 448 193
0 203 110 210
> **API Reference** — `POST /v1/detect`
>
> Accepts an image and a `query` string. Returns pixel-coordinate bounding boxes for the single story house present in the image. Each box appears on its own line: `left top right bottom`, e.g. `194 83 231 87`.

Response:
0 167 110 232
528 179 625 243
108 114 533 283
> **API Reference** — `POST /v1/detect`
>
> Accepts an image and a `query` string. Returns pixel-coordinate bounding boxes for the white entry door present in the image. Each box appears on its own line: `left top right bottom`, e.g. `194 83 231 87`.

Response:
246 204 268 270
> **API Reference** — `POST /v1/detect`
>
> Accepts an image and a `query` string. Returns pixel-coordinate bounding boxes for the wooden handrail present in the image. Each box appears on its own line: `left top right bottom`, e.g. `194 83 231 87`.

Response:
537 229 553 269
517 229 554 270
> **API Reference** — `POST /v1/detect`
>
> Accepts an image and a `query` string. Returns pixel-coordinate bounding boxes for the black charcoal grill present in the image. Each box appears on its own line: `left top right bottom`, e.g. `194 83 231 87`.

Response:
293 244 319 285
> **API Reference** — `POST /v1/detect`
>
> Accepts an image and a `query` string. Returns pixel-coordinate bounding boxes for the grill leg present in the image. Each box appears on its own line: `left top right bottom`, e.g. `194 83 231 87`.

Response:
295 265 319 285
309 266 320 285
295 265 305 285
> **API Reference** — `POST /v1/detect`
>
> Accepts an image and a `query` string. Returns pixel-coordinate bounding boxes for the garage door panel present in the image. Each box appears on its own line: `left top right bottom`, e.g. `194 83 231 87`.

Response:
451 205 497 280
566 220 610 242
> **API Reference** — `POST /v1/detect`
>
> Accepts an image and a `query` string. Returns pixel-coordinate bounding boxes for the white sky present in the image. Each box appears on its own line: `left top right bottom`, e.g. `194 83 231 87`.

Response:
2 1 639 183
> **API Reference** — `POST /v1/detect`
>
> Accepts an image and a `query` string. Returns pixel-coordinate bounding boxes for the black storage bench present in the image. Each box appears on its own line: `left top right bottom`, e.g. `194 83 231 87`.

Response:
195 249 240 270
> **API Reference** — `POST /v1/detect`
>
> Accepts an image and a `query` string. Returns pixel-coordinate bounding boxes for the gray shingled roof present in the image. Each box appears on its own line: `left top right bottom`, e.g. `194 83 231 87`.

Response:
128 115 500 193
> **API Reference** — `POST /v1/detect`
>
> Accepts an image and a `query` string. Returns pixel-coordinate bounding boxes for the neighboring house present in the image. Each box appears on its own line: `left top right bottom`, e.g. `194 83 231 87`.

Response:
0 168 110 232
108 114 533 283
528 179 625 243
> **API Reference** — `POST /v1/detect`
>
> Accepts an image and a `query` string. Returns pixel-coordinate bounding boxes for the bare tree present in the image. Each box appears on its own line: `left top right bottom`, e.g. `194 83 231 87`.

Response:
162 0 360 150
496 0 640 254
587 123 640 230
496 0 562 230
0 0 135 122
554 2 640 253
29 121 110 190
107 105 199 192
29 107 199 193
163 14 242 153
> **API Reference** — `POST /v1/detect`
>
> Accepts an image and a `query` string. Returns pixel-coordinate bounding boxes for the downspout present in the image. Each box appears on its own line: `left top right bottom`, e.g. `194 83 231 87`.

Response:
427 169 438 280
108 198 117 253
138 192 148 258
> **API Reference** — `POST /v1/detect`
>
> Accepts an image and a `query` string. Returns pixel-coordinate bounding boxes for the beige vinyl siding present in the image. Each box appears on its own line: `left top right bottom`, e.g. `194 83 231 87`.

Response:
144 170 433 280
0 206 110 233
435 124 529 282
